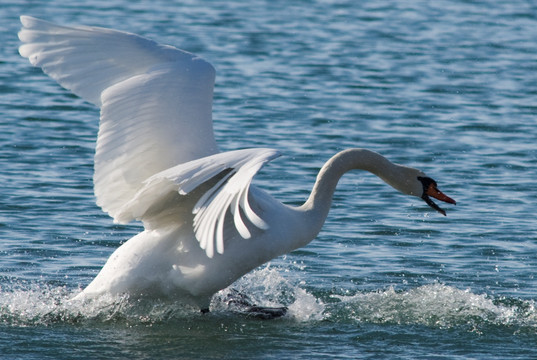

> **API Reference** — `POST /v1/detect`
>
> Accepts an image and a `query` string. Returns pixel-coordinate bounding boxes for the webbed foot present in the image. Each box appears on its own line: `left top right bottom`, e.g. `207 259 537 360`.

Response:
225 289 287 320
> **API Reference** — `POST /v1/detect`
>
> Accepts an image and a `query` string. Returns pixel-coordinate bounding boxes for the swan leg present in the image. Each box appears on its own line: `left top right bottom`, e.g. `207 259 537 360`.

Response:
225 289 287 320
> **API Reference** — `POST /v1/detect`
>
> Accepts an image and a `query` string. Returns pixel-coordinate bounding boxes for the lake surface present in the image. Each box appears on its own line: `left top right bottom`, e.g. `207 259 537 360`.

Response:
1 0 537 358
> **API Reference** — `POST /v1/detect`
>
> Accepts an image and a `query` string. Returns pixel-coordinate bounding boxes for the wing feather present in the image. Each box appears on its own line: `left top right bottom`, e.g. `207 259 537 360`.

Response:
19 17 280 258
116 148 281 258
19 16 194 106
19 16 219 218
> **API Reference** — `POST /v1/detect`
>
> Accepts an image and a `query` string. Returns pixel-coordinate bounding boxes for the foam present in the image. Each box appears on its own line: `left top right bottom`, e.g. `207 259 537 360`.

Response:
331 283 537 331
0 265 325 325
2 277 535 331
212 264 326 322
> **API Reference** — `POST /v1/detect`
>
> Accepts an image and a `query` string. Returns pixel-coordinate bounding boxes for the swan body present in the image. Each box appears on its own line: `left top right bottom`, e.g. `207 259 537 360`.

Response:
18 17 455 311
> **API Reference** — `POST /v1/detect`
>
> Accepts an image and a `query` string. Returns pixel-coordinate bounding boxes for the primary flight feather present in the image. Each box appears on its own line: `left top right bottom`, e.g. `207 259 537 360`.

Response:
19 16 455 312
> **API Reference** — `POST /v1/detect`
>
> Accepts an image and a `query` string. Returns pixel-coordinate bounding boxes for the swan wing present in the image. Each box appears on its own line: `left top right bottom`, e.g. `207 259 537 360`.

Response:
18 16 219 217
116 148 281 258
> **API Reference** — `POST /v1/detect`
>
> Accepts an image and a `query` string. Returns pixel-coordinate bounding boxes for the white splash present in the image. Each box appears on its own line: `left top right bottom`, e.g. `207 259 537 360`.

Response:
0 284 197 326
2 278 534 331
212 264 326 322
0 265 326 325
332 283 537 330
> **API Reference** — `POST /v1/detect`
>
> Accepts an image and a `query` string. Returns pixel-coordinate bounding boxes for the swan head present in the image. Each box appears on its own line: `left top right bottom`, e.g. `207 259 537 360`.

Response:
378 161 456 216
310 148 456 216
373 159 456 216
416 176 456 216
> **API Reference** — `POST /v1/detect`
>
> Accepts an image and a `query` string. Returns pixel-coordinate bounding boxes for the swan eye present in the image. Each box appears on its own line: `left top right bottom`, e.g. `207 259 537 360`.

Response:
417 176 437 189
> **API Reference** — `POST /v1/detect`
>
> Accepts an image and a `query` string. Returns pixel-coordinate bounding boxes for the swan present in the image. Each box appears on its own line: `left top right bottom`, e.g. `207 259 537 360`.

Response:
18 16 455 314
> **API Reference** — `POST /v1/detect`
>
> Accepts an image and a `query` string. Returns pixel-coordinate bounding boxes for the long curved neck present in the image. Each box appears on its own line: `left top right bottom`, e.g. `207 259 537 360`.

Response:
296 149 418 239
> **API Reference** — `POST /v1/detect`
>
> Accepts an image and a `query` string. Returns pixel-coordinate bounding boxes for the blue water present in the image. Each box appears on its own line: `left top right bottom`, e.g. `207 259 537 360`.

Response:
2 0 537 358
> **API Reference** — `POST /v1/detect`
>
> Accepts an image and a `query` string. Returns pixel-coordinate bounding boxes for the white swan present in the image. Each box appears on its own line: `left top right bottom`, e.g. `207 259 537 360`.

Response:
18 16 455 313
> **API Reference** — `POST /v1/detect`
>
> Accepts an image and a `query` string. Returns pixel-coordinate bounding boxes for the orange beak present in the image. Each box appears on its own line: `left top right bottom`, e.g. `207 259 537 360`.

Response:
426 183 456 205
418 176 456 216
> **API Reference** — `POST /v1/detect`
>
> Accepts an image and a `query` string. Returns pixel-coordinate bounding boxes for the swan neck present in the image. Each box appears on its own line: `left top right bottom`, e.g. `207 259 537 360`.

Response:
288 148 422 251
301 148 403 215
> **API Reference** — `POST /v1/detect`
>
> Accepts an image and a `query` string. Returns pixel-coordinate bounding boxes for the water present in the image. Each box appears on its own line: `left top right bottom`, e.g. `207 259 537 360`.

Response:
1 0 537 358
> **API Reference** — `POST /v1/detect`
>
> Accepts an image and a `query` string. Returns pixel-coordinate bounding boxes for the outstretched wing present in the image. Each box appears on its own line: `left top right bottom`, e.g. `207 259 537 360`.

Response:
115 148 281 258
19 17 279 258
18 16 219 217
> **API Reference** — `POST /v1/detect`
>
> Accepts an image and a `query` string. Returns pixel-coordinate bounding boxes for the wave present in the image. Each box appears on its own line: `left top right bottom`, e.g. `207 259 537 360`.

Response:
1 268 536 334
330 283 537 333
0 266 324 326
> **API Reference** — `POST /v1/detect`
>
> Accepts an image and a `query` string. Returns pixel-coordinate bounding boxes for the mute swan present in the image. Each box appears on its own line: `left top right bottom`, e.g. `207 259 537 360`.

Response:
18 16 455 314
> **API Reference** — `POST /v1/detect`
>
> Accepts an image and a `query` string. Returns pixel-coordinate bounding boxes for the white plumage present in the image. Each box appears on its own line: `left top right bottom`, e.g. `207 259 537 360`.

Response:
18 16 455 312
